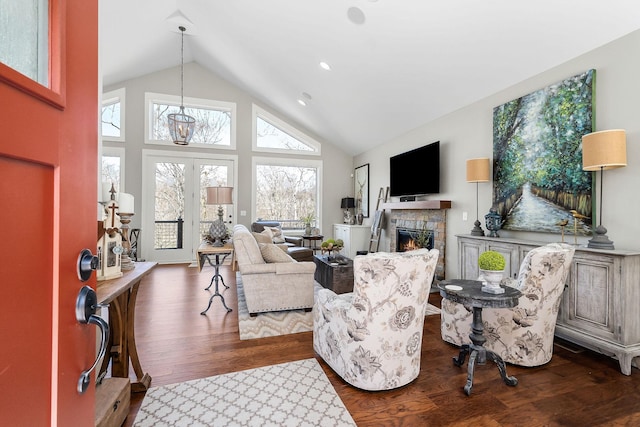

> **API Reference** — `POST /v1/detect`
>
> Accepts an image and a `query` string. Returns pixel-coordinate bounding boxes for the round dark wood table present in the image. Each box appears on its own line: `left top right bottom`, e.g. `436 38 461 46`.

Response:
439 279 522 396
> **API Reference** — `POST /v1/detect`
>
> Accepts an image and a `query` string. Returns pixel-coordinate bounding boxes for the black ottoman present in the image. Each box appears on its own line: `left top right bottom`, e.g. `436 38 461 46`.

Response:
288 246 314 262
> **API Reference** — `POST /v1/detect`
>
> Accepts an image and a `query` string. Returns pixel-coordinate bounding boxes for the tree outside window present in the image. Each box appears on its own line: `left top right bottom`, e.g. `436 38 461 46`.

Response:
255 164 318 230
102 100 121 138
101 155 121 194
151 102 231 146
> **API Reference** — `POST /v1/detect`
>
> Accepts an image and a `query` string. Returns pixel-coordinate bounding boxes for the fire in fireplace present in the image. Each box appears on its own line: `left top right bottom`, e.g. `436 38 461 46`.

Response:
396 227 434 252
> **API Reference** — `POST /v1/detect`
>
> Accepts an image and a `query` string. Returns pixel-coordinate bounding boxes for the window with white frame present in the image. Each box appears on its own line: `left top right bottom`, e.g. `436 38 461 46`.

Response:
145 92 236 149
101 88 125 141
253 156 322 232
101 146 125 199
0 0 49 86
252 105 321 155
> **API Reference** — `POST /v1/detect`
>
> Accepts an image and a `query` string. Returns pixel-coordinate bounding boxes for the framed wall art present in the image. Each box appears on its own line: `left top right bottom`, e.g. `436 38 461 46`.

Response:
492 69 595 236
354 163 369 218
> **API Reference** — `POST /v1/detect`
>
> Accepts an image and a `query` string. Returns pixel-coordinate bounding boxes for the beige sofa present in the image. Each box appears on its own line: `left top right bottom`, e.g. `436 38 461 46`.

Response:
232 224 316 315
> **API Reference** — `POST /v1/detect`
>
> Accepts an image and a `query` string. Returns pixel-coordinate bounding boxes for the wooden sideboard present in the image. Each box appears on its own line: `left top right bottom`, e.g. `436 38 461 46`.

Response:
457 235 640 375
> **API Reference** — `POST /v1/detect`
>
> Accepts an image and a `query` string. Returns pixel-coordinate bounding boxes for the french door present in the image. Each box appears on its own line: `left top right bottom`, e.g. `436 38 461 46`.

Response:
141 150 236 263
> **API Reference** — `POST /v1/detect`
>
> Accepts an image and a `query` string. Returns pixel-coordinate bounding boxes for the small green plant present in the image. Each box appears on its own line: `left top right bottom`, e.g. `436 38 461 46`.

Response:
478 251 506 271
301 212 315 226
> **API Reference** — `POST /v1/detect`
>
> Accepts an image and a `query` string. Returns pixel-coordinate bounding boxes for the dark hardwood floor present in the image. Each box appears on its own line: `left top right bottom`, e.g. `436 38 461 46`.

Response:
123 264 640 426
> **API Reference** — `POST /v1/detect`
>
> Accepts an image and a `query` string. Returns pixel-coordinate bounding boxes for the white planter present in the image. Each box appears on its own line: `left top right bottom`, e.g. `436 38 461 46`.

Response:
479 268 505 294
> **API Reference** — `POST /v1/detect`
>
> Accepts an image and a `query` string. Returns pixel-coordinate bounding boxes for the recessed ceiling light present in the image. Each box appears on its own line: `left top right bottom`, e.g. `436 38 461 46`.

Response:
298 99 307 106
319 62 331 71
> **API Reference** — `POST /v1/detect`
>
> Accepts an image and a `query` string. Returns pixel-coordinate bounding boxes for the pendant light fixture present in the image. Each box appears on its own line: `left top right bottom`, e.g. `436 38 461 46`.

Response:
167 25 195 145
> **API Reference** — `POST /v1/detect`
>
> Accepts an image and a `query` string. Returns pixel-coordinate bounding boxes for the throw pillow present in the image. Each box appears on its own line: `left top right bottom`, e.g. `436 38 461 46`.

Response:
260 243 294 263
265 226 286 244
252 231 272 244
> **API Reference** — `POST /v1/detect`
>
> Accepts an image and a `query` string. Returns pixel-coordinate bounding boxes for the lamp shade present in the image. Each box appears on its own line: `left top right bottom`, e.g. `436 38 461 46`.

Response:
582 129 627 171
206 186 233 205
466 158 490 182
341 197 355 209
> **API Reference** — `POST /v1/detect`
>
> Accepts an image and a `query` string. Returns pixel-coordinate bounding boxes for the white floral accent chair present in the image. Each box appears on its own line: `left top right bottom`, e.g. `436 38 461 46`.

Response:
441 243 575 367
313 248 439 391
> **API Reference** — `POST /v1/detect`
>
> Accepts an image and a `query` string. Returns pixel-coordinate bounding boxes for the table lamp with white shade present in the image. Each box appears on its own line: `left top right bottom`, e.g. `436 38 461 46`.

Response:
582 129 627 250
206 186 233 247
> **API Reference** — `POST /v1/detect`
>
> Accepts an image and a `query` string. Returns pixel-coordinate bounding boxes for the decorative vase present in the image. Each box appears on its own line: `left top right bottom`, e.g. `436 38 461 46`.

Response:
305 224 312 236
485 207 502 238
479 269 505 294
356 212 364 225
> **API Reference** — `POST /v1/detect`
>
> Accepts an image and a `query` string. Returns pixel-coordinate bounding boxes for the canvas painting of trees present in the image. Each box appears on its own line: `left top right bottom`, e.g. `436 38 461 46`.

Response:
493 69 594 236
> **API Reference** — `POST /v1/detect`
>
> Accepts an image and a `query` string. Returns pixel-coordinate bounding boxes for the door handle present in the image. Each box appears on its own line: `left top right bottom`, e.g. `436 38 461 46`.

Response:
75 285 109 394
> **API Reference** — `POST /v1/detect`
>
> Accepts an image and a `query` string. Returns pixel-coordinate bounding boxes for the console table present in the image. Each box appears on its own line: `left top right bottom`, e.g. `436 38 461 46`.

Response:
198 242 234 314
457 235 640 375
96 261 156 391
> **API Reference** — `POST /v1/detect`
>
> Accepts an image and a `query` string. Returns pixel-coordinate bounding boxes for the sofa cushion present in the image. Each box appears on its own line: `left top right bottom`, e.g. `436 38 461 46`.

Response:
260 243 295 263
252 231 272 244
264 226 286 244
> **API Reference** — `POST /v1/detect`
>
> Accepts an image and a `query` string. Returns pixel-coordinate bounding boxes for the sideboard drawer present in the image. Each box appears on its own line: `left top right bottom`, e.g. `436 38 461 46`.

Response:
96 377 130 427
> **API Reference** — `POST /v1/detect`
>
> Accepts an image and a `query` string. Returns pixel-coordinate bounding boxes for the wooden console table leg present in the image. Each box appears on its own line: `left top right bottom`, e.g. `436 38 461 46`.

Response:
128 279 152 392
109 294 129 378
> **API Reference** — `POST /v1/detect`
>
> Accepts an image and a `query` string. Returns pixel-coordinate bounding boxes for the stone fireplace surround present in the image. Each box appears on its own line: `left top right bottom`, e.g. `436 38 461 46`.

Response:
384 201 450 282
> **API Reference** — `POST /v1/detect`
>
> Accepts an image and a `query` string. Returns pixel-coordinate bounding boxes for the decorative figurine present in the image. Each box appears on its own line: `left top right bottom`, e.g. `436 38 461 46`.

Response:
485 207 502 238
97 185 123 281
570 210 590 245
556 219 569 243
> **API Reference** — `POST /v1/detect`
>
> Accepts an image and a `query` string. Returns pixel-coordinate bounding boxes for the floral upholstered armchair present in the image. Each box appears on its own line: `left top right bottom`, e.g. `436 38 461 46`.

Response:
441 243 575 367
313 248 439 391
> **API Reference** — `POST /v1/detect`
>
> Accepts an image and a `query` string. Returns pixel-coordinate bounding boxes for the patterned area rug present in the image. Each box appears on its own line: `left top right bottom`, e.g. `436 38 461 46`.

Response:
237 274 440 340
236 275 316 340
134 358 356 427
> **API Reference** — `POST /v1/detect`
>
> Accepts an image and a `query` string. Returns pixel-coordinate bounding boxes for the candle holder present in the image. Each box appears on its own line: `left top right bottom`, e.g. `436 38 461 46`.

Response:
117 212 135 271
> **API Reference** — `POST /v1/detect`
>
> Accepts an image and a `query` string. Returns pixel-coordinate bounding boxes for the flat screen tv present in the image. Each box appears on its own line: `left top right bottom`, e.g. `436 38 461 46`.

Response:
389 141 440 197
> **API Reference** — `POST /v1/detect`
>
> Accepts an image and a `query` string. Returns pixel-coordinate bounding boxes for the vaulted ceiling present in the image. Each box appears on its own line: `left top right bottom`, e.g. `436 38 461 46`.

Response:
100 1 640 155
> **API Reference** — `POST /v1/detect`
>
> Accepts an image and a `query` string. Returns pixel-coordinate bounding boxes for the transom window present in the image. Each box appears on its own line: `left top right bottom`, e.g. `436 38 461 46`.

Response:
101 88 125 141
145 92 236 149
252 105 320 155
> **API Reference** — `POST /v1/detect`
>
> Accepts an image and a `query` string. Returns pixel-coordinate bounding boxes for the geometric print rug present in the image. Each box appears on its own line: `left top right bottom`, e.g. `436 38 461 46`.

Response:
236 275 315 340
133 358 357 427
237 273 440 341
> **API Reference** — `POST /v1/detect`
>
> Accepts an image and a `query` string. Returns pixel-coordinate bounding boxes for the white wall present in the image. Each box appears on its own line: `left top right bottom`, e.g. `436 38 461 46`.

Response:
103 62 354 234
355 30 640 280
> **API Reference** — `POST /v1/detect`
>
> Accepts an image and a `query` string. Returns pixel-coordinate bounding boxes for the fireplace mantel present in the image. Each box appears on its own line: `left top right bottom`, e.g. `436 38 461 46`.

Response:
382 200 452 210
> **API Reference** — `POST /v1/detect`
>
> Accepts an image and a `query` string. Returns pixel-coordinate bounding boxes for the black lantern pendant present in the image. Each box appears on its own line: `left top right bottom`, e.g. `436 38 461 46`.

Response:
167 26 195 145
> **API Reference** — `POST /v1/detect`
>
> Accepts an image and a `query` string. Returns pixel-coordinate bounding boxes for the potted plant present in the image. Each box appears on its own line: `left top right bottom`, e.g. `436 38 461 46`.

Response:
301 212 315 236
478 250 506 294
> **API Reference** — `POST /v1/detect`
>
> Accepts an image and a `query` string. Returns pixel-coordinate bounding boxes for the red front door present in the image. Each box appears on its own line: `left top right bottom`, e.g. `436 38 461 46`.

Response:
0 1 99 425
